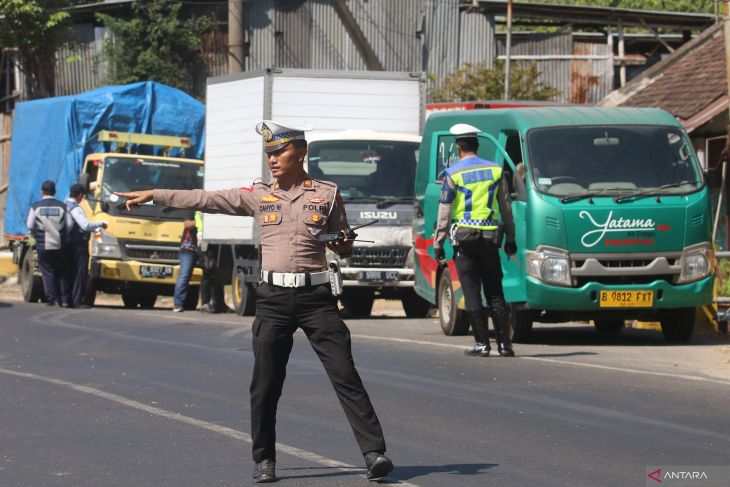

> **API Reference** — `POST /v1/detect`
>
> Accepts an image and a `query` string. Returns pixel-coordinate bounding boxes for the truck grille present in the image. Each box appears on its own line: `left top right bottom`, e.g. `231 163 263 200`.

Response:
570 253 681 286
123 243 180 263
350 246 408 268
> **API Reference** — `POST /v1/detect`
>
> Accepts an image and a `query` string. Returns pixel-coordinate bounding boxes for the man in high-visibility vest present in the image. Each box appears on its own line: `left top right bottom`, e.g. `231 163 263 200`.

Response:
433 124 517 357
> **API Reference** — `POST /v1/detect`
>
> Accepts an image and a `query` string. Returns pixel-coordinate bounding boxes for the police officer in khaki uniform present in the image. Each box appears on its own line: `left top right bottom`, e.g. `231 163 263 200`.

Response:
117 121 392 483
433 124 517 358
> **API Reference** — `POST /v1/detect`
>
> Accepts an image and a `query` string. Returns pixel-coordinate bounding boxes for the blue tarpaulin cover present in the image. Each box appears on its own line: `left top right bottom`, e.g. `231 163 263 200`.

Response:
4 81 205 238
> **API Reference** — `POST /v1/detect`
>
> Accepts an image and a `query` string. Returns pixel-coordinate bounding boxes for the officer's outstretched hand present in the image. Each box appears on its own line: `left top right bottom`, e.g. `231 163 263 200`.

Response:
115 190 154 211
504 241 517 257
434 246 445 262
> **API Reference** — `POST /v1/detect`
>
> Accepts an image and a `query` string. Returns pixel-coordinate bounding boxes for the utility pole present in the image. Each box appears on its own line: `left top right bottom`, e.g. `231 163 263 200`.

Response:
504 0 513 100
228 0 245 74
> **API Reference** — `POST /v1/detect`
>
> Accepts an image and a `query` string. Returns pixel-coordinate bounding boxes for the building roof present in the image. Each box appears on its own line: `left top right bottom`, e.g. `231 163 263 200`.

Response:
601 23 727 132
470 0 716 29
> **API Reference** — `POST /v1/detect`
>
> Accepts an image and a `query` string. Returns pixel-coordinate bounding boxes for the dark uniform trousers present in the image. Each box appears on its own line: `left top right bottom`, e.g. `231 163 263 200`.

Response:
454 237 509 318
250 282 386 462
65 242 89 307
37 249 68 304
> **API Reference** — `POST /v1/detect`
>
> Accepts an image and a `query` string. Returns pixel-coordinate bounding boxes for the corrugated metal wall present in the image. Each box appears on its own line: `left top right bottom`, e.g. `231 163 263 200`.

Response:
244 1 492 77
497 33 572 102
571 40 612 104
496 33 613 104
14 0 614 104
55 23 100 96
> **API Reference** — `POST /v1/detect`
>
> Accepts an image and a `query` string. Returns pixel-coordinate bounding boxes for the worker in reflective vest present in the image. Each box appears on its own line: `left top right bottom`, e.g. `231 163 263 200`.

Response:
433 124 517 358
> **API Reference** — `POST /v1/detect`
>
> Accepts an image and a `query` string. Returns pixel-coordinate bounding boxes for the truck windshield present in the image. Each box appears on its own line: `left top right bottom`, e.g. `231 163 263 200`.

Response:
307 140 419 202
527 126 702 198
100 156 203 201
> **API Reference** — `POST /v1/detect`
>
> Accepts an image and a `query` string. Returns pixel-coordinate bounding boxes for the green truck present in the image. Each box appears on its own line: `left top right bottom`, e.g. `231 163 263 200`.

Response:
413 107 714 343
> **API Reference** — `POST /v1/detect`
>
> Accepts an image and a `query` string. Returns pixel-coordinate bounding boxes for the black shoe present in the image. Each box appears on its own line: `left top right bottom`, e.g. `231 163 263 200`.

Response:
499 348 516 357
464 342 490 357
364 451 393 480
252 459 276 483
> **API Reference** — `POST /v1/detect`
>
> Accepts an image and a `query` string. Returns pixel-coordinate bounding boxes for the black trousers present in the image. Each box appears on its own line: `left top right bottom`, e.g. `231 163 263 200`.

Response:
454 238 508 318
37 249 67 305
65 243 89 307
250 282 386 462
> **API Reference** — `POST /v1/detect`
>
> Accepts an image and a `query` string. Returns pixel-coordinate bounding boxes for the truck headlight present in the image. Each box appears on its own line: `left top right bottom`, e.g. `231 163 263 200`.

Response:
91 232 123 259
525 246 572 286
678 242 714 283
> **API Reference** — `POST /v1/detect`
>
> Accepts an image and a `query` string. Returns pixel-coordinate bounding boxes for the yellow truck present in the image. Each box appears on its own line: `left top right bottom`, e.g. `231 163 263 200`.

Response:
77 131 204 308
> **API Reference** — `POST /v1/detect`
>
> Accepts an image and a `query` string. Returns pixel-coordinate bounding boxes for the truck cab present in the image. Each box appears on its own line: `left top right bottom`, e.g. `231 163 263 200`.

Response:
79 131 204 308
306 130 432 317
414 107 714 342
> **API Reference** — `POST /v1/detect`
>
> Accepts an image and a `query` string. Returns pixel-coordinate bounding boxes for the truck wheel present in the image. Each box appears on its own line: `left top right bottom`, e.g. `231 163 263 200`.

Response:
660 308 695 343
83 278 97 307
400 288 432 318
183 286 199 311
594 319 624 336
340 288 375 318
121 291 141 309
20 250 44 303
437 272 468 336
138 294 157 309
510 304 534 343
232 268 255 316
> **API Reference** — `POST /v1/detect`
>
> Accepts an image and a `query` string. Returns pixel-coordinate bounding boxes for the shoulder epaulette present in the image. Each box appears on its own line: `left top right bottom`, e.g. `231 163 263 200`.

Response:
314 179 338 189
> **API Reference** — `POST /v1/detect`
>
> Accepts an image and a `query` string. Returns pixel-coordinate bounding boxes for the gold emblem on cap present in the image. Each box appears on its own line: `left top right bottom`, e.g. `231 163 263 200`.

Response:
262 123 273 143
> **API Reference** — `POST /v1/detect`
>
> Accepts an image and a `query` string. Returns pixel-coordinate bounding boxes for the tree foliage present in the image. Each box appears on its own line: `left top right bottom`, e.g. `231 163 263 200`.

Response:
429 60 560 103
0 0 82 99
96 0 214 96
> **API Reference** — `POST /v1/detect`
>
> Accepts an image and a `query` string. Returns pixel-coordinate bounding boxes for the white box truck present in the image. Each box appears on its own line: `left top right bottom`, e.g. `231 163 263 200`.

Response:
203 68 428 316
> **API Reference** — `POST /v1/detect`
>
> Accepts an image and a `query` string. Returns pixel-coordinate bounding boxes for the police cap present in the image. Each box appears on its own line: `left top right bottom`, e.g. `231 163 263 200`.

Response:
449 123 481 141
255 120 314 154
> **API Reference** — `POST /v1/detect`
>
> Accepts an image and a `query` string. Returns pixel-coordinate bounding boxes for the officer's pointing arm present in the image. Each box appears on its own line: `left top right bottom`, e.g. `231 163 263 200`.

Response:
117 187 256 216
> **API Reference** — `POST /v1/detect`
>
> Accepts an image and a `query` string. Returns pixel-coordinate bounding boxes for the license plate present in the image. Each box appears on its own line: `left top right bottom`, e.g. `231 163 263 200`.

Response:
140 265 173 278
599 290 653 308
357 270 399 283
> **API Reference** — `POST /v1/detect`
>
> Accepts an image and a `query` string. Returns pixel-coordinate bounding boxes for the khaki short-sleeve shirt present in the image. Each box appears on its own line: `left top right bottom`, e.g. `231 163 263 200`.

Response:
153 177 349 273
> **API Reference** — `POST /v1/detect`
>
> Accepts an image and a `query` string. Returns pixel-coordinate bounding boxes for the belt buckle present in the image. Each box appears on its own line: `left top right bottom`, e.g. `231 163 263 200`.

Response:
283 273 296 287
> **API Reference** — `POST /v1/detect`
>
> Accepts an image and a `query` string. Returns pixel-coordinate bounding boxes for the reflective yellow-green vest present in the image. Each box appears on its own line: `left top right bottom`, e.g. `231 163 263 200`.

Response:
445 158 502 230
194 211 203 232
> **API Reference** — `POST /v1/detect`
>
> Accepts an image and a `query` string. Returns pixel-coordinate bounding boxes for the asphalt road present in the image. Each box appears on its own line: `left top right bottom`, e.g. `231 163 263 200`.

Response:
1 298 729 487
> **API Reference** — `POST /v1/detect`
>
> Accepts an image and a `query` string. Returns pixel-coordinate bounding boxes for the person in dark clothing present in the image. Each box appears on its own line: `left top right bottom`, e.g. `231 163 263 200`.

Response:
173 210 198 312
65 183 107 308
117 120 393 483
26 180 72 306
433 124 517 358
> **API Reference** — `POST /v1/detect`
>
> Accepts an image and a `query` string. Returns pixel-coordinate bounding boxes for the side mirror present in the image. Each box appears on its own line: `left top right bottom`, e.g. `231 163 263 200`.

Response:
78 173 90 193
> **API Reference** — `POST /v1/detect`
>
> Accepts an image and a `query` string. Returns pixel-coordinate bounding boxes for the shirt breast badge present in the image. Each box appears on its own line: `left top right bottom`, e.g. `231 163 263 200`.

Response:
261 195 279 202
308 196 324 204
311 213 320 223
263 214 278 223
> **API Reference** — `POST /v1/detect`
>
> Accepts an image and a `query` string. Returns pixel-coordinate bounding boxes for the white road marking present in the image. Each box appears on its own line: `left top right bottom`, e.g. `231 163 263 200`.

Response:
0 366 416 486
